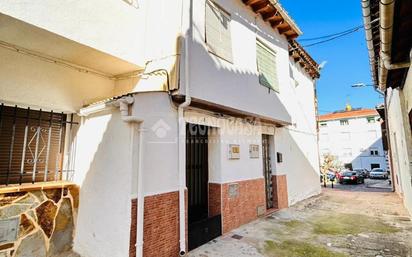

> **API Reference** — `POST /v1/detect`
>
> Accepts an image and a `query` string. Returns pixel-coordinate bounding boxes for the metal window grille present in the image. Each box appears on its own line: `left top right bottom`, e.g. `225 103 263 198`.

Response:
0 104 77 186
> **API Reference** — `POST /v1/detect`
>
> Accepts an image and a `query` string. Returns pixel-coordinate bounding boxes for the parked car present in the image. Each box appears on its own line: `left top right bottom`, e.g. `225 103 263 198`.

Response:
369 168 389 179
354 168 369 178
338 170 365 184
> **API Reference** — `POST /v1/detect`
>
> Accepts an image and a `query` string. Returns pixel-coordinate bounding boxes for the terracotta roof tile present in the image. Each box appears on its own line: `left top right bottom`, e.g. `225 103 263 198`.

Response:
318 109 378 121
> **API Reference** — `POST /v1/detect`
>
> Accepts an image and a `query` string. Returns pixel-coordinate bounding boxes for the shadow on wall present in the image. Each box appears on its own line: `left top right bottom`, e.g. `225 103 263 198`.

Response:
187 5 292 123
71 110 134 257
346 138 386 171
277 127 321 206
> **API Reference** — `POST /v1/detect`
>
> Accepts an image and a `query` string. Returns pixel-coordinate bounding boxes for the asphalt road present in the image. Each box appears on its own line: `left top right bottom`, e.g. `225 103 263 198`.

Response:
325 178 393 192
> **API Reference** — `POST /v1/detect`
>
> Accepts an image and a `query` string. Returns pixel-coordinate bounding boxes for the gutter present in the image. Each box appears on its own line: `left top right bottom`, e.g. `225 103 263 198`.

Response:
378 0 411 89
361 0 378 85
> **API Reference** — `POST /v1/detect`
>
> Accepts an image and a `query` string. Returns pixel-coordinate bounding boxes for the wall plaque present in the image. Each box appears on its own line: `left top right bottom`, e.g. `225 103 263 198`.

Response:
228 144 240 159
249 144 259 158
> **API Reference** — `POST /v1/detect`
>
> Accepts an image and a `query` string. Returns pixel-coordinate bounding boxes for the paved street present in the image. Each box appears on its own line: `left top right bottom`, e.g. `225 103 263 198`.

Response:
188 180 412 257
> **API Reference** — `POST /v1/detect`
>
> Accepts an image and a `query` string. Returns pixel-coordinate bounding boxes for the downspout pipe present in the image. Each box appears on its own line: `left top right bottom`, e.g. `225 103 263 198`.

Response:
117 97 145 257
178 0 193 255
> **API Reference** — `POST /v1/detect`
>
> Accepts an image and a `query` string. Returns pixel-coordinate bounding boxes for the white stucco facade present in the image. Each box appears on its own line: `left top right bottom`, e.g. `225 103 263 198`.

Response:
0 0 321 256
386 67 412 215
318 111 387 171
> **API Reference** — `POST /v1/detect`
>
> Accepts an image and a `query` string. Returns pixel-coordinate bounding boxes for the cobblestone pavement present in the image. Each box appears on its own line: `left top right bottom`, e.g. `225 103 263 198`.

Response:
188 180 412 257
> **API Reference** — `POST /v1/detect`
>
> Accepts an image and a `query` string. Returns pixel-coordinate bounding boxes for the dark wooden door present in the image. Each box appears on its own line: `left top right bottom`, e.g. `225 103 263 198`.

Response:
186 124 221 250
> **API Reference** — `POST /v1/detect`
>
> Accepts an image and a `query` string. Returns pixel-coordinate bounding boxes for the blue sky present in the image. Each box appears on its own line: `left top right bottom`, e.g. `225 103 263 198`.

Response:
282 0 383 114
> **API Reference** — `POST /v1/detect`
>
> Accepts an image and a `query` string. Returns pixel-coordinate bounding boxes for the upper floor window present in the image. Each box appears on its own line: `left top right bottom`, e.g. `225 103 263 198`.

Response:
205 1 233 62
320 122 327 127
340 119 349 126
370 148 379 156
367 116 376 123
256 40 279 92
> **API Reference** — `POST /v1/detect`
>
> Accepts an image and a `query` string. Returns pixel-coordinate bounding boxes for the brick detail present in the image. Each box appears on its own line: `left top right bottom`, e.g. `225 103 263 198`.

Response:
221 178 266 233
208 183 222 217
129 199 137 257
129 191 181 257
272 175 288 209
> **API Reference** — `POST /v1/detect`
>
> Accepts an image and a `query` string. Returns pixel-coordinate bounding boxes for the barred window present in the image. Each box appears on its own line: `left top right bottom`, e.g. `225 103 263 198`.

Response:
0 104 75 186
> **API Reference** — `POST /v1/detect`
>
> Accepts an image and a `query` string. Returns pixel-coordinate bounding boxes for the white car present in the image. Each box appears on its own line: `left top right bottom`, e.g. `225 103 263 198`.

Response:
369 168 389 179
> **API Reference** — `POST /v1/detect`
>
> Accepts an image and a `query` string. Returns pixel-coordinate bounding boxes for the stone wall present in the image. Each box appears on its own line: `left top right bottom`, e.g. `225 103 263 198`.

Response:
0 184 79 257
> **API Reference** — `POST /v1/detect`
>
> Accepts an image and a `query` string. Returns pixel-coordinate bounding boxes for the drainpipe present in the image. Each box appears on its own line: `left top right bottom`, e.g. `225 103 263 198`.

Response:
177 0 193 255
117 97 145 257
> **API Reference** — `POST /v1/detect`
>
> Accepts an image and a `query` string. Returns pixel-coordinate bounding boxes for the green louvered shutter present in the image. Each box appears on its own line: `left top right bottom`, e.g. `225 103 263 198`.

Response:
256 41 279 92
205 1 233 62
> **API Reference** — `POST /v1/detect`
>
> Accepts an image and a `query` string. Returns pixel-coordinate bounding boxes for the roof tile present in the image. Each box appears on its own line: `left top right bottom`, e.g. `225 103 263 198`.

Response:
318 109 378 121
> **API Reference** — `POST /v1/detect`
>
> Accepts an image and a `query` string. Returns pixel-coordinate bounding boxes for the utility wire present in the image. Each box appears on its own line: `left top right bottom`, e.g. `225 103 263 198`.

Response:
299 25 363 42
295 19 380 49
302 27 363 48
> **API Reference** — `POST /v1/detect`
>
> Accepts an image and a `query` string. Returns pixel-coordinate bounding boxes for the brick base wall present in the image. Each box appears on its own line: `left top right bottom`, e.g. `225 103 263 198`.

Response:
129 191 180 257
208 183 221 217
272 175 288 209
129 199 137 257
221 178 266 233
129 179 272 256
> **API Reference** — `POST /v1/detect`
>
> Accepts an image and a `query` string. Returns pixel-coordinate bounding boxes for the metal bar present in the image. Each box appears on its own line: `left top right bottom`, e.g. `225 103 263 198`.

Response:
6 105 18 186
66 114 73 181
55 113 64 181
0 103 4 138
0 114 78 124
32 109 42 184
19 107 30 185
44 111 53 182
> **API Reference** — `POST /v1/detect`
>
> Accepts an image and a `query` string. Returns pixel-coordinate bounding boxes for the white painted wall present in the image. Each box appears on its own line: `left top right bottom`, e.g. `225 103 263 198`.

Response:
187 0 292 123
131 92 180 196
0 47 114 112
319 113 386 170
0 0 144 66
72 110 133 257
387 68 412 215
274 61 321 205
183 0 320 203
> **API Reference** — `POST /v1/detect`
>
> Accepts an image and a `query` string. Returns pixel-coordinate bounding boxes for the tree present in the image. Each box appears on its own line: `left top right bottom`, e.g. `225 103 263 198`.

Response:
321 153 342 175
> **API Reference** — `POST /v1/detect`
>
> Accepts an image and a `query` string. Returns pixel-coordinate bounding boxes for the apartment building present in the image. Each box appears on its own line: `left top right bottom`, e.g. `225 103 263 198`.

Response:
0 0 321 256
318 107 386 171
361 0 412 215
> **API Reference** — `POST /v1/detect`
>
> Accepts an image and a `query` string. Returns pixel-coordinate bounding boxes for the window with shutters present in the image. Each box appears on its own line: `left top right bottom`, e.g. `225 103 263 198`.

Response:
205 1 233 62
0 104 76 186
256 40 279 92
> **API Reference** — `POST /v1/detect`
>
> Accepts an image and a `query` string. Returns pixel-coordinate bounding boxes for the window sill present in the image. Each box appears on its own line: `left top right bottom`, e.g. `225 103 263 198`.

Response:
0 181 77 194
